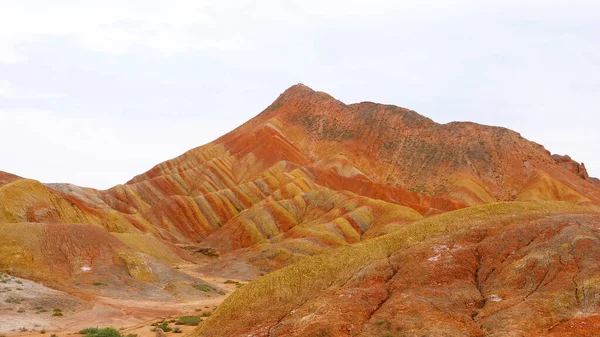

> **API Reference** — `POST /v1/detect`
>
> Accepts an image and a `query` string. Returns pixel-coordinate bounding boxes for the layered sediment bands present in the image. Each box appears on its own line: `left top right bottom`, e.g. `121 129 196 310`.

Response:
0 222 206 299
201 189 423 253
1 84 600 328
0 170 22 186
1 223 152 285
209 85 600 208
192 202 599 336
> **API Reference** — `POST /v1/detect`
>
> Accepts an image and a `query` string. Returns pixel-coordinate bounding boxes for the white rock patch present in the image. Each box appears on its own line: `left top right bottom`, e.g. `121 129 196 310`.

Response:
490 294 502 302
427 255 441 262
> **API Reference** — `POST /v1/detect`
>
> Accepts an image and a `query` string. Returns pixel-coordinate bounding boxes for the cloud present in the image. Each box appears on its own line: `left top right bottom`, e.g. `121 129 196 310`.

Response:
0 0 598 187
0 108 238 188
0 80 64 99
0 0 257 61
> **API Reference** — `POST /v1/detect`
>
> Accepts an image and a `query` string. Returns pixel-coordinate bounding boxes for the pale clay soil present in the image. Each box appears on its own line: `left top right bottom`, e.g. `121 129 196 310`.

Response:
0 265 248 337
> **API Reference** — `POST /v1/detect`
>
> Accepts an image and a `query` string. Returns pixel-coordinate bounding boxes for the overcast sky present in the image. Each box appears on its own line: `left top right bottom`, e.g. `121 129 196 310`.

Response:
0 0 598 189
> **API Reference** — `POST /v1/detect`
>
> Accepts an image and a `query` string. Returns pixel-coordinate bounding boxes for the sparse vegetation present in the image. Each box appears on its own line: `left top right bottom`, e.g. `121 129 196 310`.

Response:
193 284 212 292
41 329 47 334
176 315 202 326
172 327 182 333
150 323 172 332
92 281 108 286
52 308 63 317
201 311 212 317
223 279 245 287
5 296 22 304
79 328 122 337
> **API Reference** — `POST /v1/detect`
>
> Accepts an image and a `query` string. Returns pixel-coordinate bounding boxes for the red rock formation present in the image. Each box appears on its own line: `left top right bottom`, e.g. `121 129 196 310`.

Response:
552 154 592 180
193 202 599 337
1 85 599 336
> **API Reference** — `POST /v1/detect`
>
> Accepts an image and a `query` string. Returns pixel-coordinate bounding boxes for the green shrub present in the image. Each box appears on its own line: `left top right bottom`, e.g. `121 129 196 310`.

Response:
79 328 121 337
79 328 100 335
172 327 182 333
157 324 171 332
201 311 212 317
92 281 107 286
176 316 202 326
41 329 47 334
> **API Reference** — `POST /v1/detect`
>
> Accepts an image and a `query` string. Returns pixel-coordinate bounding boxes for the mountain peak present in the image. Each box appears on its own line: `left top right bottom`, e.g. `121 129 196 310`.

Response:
274 83 340 105
283 83 314 94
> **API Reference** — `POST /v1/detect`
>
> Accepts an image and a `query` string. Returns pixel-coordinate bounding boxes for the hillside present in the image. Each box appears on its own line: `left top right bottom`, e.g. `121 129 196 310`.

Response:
1 84 599 335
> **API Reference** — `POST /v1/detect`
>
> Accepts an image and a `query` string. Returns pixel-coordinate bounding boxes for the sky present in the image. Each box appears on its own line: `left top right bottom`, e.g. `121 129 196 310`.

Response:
0 0 598 189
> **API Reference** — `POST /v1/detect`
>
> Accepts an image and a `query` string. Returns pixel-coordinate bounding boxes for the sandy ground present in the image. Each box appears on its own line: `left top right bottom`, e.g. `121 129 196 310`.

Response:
0 266 247 337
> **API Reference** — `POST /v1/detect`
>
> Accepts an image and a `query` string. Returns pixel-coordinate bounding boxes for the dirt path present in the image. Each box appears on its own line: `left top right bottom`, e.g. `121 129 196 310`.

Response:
1 266 247 337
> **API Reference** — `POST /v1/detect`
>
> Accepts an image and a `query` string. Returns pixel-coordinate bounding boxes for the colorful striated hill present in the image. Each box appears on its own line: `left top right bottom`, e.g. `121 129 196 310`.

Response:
1 84 599 335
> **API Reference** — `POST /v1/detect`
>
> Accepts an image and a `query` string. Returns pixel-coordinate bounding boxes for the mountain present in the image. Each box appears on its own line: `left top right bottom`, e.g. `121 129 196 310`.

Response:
1 84 599 336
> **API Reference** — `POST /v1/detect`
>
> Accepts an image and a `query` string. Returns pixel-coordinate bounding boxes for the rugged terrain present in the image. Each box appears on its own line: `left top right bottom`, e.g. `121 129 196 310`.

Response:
1 84 599 336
